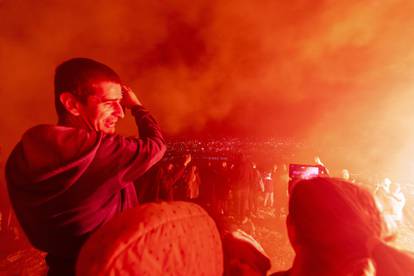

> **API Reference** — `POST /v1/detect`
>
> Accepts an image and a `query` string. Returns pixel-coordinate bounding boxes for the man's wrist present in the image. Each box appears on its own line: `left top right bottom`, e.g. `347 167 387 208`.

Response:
130 104 144 112
130 105 148 119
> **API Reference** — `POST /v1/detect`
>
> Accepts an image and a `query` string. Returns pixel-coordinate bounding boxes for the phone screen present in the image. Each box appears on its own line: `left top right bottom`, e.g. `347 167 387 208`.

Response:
289 164 320 179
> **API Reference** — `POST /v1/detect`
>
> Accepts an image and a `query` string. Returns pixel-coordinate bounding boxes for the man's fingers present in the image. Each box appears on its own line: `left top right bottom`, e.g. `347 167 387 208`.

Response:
121 85 132 94
121 85 142 108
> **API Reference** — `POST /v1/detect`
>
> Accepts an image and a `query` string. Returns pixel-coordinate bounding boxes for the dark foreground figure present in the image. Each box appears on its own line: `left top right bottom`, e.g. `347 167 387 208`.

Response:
5 58 166 275
273 177 414 276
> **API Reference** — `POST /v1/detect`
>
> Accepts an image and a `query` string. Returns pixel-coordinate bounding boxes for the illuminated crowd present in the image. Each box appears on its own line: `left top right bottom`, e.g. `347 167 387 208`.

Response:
137 139 410 237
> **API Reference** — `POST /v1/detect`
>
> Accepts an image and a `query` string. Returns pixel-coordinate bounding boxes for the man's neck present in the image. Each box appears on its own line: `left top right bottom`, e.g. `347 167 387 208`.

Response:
58 114 94 131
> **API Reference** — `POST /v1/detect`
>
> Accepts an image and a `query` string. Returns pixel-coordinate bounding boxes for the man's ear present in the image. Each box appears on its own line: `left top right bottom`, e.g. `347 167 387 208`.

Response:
59 92 82 116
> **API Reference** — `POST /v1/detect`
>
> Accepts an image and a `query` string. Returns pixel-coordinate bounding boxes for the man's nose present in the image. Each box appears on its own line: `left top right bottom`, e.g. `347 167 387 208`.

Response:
114 102 125 118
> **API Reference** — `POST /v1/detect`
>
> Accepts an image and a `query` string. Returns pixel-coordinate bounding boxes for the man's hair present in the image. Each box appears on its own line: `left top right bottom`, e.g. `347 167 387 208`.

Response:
288 178 383 274
289 177 382 248
54 57 121 119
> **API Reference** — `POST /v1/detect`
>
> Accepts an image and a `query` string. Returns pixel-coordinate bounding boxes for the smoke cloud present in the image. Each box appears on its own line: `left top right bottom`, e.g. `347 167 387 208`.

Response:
2 0 414 179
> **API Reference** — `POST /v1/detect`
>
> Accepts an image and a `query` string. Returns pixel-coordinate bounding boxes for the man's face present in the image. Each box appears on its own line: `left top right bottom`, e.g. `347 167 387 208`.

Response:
80 81 124 134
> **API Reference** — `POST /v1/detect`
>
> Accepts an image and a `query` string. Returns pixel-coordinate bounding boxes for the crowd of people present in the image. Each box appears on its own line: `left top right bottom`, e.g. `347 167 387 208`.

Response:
136 150 293 224
139 145 410 234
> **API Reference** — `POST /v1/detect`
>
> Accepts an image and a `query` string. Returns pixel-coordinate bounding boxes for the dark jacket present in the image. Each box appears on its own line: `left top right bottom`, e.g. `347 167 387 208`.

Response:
5 106 166 275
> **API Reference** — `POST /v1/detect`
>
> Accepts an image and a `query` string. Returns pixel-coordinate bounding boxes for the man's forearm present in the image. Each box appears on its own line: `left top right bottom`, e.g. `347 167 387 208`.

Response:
131 106 164 143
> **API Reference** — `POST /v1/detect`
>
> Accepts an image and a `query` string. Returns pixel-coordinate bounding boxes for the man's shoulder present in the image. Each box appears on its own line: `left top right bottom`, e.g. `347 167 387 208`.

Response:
22 124 100 149
24 124 93 137
7 125 102 174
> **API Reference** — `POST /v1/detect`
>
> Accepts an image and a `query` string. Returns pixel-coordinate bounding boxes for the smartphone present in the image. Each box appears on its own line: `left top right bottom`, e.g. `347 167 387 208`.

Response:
289 164 320 179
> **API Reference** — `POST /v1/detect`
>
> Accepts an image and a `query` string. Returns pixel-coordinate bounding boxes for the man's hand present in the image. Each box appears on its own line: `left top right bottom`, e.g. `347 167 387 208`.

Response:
121 85 142 109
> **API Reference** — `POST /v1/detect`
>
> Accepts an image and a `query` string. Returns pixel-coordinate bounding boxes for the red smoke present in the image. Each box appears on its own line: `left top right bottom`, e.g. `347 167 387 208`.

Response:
1 0 414 179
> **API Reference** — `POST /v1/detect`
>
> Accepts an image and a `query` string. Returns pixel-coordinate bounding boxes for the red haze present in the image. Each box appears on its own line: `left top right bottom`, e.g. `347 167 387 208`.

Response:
1 0 414 178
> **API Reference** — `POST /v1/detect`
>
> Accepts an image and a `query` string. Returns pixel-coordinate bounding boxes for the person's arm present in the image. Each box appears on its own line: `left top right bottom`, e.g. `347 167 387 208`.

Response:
163 154 192 188
97 86 166 183
259 174 265 193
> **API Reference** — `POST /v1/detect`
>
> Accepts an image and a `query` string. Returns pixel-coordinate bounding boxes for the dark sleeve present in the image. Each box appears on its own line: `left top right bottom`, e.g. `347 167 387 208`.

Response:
98 105 166 183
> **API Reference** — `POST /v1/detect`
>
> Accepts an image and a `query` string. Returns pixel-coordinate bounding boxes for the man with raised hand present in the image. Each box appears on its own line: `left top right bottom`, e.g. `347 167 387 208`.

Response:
5 58 166 275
